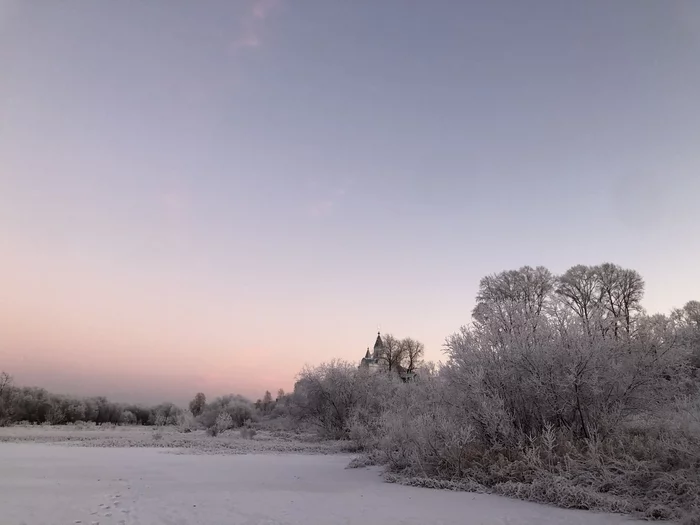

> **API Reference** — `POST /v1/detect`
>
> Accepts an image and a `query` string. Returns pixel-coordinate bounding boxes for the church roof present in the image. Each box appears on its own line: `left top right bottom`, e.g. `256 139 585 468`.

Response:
374 332 383 350
364 347 371 359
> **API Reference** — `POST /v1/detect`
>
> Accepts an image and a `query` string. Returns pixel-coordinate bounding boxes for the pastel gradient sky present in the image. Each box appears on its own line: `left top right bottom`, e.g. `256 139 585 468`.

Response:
1 1 699 404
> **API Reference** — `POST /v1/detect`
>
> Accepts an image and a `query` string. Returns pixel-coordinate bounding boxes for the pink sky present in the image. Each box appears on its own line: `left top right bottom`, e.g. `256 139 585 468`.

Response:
0 228 465 404
2 223 697 405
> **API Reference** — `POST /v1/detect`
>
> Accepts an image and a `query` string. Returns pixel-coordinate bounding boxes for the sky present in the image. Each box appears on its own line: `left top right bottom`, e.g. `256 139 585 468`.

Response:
1 1 699 405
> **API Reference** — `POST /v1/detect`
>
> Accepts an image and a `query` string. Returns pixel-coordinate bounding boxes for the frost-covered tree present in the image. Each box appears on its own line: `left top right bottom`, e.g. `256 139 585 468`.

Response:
378 334 406 373
399 337 424 374
262 390 273 413
472 266 555 341
674 300 700 368
596 263 645 338
189 392 206 416
0 372 15 426
556 264 602 334
444 264 683 440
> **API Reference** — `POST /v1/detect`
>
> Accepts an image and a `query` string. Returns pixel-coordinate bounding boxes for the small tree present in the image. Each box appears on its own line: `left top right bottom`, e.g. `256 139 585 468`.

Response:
207 411 234 436
262 390 273 414
0 372 15 426
0 372 12 397
189 392 206 416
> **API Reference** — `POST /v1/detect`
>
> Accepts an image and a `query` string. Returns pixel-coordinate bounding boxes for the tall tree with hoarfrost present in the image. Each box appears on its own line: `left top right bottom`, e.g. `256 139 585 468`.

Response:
472 265 555 349
399 337 424 374
378 334 405 373
189 392 206 416
0 372 14 426
674 300 700 367
556 264 602 334
596 263 645 339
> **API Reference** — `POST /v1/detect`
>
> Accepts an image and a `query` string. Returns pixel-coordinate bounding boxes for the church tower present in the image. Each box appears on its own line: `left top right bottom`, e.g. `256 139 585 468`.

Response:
372 331 384 360
359 331 384 371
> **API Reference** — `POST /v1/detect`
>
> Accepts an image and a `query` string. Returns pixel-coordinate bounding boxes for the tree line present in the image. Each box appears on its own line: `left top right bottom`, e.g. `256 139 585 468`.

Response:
0 376 183 427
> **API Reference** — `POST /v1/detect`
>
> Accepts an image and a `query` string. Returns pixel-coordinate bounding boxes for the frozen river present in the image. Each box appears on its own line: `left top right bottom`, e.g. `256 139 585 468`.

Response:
0 443 647 525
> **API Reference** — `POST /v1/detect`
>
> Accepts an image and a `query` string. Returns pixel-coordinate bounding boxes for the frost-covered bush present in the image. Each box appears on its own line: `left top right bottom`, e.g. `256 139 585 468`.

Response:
240 423 257 439
122 405 153 425
348 371 401 450
176 410 198 433
199 394 257 435
290 360 359 439
120 410 138 425
148 403 183 426
216 411 233 431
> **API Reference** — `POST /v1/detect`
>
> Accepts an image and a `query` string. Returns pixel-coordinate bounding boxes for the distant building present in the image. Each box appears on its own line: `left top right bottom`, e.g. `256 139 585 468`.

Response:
359 331 417 382
359 331 385 372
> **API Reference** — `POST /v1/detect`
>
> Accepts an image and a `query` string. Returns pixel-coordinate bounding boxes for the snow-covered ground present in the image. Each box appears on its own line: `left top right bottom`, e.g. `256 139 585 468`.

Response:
0 424 350 454
0 442 649 525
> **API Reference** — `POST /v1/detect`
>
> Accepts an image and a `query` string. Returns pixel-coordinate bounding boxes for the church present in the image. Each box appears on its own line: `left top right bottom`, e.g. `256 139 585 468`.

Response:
358 331 417 382
358 331 385 372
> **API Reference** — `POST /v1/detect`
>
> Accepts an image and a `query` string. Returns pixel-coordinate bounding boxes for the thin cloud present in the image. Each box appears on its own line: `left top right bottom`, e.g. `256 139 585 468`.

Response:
237 32 261 49
307 185 349 218
308 199 335 218
232 0 281 51
252 0 279 19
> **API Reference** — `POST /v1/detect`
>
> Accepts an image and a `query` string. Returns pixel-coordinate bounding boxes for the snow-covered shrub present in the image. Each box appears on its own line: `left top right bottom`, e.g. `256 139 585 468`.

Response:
120 410 138 425
148 402 182 426
205 412 233 437
214 412 233 434
176 410 198 433
198 394 257 435
289 360 360 439
347 370 400 449
240 425 257 439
